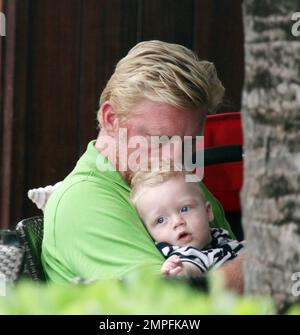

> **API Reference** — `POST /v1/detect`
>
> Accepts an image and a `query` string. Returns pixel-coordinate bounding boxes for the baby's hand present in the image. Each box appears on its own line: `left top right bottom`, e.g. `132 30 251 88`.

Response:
161 256 204 278
161 255 183 276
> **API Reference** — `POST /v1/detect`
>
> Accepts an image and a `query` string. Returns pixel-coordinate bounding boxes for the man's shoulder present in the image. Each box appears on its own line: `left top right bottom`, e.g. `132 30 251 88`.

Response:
46 178 103 206
43 174 139 253
45 175 130 218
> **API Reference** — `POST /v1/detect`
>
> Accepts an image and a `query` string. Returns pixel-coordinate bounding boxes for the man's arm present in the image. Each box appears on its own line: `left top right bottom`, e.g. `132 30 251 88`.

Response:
162 253 245 291
216 253 244 293
43 179 164 283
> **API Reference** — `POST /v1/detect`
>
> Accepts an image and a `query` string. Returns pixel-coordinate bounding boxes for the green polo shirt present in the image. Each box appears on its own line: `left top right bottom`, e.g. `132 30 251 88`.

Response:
41 141 234 283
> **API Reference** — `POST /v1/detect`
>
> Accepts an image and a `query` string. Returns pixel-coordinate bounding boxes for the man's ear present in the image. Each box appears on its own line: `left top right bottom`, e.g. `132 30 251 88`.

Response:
98 101 120 136
206 201 214 222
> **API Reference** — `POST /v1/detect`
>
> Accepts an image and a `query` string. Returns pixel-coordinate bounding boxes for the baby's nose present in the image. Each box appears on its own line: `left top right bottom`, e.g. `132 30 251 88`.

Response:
172 214 186 228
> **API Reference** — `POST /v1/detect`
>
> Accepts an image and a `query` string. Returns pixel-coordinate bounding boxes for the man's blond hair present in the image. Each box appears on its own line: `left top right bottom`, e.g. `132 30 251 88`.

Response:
98 40 224 127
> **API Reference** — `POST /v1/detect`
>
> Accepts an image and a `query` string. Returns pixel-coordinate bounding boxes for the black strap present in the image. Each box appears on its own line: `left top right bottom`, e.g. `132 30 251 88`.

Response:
191 145 243 166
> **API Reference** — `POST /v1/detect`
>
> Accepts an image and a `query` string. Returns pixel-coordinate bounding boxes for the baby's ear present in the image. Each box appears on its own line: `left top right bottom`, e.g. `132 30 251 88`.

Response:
206 202 214 222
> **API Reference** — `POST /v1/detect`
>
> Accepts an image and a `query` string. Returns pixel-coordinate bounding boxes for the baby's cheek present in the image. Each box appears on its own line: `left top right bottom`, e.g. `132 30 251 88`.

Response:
150 227 162 241
189 212 201 223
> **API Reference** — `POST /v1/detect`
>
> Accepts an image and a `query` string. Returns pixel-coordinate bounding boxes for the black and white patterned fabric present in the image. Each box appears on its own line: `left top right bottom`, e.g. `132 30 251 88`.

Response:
156 228 244 274
0 244 24 283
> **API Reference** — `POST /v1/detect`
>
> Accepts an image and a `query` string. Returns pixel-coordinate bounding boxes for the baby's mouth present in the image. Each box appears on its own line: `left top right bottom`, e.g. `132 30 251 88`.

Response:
178 232 192 243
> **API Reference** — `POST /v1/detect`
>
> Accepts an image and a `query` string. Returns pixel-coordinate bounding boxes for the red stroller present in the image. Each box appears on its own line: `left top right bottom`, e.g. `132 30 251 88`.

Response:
203 112 244 240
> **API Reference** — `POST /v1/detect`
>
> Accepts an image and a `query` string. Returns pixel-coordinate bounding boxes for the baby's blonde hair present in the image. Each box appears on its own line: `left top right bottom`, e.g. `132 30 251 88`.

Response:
98 40 224 127
130 165 205 208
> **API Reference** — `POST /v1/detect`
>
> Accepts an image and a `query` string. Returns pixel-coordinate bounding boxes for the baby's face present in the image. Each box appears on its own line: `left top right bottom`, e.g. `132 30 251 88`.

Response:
136 176 213 249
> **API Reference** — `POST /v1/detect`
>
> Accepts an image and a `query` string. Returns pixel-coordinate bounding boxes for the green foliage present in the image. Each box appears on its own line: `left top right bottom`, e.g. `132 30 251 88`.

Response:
0 270 276 314
287 304 300 315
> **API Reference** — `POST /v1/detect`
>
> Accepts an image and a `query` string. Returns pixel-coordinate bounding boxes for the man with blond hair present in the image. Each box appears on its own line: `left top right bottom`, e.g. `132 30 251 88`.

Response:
42 40 244 291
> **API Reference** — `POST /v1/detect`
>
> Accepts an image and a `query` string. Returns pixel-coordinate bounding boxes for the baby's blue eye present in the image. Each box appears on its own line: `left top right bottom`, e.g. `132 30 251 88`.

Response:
157 216 166 224
180 206 190 213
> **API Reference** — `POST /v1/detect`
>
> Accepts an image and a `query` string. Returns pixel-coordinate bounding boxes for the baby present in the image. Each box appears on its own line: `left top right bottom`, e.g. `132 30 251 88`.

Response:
131 168 244 278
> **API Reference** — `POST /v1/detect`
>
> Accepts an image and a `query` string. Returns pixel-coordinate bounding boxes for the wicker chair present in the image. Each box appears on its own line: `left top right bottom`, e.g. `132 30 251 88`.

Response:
16 216 46 281
0 230 24 283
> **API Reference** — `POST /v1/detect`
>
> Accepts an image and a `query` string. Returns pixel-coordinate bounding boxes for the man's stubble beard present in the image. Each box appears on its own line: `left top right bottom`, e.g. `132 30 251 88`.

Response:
120 169 135 185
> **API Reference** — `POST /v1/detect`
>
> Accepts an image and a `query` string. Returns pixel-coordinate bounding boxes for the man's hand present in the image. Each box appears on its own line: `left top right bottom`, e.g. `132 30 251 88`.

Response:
216 253 244 293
